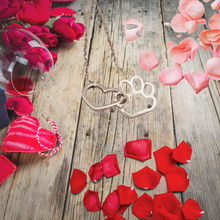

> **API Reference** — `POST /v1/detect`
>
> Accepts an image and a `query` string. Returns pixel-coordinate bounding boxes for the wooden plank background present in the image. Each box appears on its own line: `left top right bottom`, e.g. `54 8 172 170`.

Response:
0 0 220 219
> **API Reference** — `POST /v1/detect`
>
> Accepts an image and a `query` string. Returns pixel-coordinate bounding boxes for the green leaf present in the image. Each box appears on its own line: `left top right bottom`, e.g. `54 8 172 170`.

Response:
7 20 22 26
44 17 60 29
23 23 31 28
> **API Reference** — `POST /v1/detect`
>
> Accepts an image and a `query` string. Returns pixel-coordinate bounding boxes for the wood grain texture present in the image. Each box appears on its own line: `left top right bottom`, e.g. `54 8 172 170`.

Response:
161 0 220 219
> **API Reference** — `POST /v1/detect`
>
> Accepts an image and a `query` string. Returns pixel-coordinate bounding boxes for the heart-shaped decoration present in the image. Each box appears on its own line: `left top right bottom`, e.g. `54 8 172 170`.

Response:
2 116 57 153
16 0 52 26
6 96 34 116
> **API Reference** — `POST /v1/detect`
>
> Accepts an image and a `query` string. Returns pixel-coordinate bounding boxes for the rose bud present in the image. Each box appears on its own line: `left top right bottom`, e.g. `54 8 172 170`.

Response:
0 0 20 19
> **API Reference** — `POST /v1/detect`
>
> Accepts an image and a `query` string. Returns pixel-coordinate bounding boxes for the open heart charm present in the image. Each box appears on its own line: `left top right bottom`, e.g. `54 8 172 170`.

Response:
81 76 157 118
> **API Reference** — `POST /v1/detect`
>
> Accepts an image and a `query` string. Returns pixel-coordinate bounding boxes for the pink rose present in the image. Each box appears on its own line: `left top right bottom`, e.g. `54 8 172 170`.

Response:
24 47 53 72
0 0 20 19
2 28 32 51
27 26 58 47
53 17 85 42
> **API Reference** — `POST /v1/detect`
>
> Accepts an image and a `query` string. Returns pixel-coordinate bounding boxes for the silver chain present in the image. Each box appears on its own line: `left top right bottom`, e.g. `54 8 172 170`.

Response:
83 0 132 82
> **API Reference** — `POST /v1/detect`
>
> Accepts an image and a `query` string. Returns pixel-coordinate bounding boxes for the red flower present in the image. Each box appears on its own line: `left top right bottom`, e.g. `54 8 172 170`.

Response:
24 47 53 72
2 28 32 51
53 17 85 42
27 26 58 47
0 0 21 19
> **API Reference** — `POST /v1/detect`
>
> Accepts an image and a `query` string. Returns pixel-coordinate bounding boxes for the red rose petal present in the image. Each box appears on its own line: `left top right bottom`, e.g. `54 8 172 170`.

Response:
174 210 186 220
124 139 152 162
180 198 204 219
83 190 102 212
118 205 129 215
51 7 76 17
132 166 162 189
101 154 121 178
154 193 181 215
152 207 179 220
70 169 87 194
153 146 177 174
105 212 126 220
103 190 120 219
88 162 103 182
131 193 154 219
165 167 190 192
117 185 138 205
0 154 17 185
172 141 192 164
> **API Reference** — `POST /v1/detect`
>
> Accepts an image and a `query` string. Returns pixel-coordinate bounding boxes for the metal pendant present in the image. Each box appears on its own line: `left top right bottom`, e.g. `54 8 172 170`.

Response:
81 76 157 118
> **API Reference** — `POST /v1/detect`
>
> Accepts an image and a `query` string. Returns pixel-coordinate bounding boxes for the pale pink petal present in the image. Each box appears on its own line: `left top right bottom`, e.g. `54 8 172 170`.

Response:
180 37 199 60
211 0 220 10
177 34 182 38
178 0 193 20
199 42 212 51
185 20 198 34
167 41 174 47
196 19 206 24
139 50 159 71
213 45 220 58
175 63 183 71
170 42 191 64
185 1 205 20
203 0 210 2
184 70 209 94
164 22 171 26
125 19 143 41
209 13 220 30
171 14 187 33
205 58 220 80
159 66 184 86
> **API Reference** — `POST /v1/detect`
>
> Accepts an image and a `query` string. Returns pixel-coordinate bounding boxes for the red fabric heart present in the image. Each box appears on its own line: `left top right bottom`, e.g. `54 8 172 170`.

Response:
6 96 33 116
16 0 52 26
124 139 152 162
0 154 17 185
70 169 87 194
83 190 102 212
2 116 57 153
50 7 76 17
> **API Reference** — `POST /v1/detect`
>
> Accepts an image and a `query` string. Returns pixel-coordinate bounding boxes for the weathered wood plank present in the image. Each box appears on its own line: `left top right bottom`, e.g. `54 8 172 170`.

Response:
161 0 220 219
63 0 178 219
0 1 96 220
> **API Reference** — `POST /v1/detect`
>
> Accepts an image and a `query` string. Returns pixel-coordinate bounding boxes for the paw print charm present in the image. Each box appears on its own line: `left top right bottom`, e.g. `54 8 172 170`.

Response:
115 76 157 118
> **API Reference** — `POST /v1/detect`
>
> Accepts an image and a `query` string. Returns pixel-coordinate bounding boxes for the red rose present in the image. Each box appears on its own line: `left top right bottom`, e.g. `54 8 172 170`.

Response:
2 28 33 51
24 47 53 72
0 0 20 19
53 17 85 42
49 50 58 65
27 26 58 47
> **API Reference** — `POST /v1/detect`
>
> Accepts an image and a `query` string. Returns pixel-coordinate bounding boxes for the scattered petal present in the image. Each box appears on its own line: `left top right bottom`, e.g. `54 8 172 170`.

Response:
5 96 33 116
184 70 209 94
165 167 190 192
139 50 159 71
164 22 171 26
70 169 87 194
0 154 17 185
174 210 186 220
209 13 220 30
101 154 121 178
105 213 126 220
83 190 102 212
103 190 120 219
153 146 176 175
181 37 199 61
51 7 76 17
199 42 212 51
49 50 58 65
180 198 204 219
159 66 184 86
131 193 154 219
124 139 152 162
213 45 220 58
152 207 179 220
211 0 220 10
171 14 187 33
118 205 129 215
205 58 220 80
172 141 192 163
185 20 198 34
125 19 143 41
117 185 138 205
154 193 181 215
132 166 162 189
167 41 174 47
88 162 103 182
177 34 182 38
199 29 220 46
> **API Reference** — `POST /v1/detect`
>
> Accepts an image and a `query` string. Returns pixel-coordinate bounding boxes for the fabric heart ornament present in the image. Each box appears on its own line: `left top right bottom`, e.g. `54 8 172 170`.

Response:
16 0 52 26
6 96 34 116
1 116 63 156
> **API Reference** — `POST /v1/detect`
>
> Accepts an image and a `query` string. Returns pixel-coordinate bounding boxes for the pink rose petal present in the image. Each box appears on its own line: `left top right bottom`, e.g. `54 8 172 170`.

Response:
184 20 198 34
159 66 184 86
211 0 220 10
213 45 220 58
125 19 143 41
101 154 121 178
181 37 199 60
167 41 174 47
205 58 220 80
83 190 102 212
171 14 187 33
184 0 205 20
209 13 220 30
199 42 212 51
177 34 182 38
139 50 159 71
88 162 103 182
184 70 209 94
